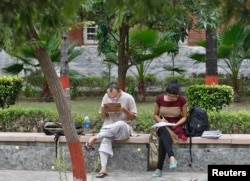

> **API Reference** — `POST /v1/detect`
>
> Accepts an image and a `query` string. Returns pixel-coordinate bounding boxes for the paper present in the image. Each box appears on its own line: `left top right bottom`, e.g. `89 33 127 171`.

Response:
201 130 222 139
151 122 176 128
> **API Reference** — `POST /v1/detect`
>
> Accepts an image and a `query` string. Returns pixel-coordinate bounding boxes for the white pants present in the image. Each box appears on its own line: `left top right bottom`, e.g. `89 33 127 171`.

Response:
96 120 131 157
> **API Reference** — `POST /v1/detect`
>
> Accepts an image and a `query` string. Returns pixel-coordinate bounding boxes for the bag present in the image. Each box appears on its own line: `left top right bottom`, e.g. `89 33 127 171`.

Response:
166 127 178 144
149 127 178 168
43 121 83 158
185 106 209 137
43 121 83 136
185 106 209 167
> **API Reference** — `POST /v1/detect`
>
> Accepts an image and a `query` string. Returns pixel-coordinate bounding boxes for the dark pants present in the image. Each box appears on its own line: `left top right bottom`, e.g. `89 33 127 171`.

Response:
156 127 174 170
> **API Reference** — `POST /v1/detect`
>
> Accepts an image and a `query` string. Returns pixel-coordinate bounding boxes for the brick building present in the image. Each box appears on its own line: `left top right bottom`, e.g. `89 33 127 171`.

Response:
68 24 206 47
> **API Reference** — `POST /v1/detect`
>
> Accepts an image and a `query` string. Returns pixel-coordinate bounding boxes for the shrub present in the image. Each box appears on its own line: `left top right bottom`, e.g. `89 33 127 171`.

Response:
185 84 234 111
0 107 250 134
0 76 23 108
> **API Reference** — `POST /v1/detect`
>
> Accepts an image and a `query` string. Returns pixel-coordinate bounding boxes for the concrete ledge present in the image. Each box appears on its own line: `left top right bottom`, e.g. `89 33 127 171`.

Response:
1 132 250 172
0 132 250 145
0 132 151 144
0 132 150 172
177 134 232 144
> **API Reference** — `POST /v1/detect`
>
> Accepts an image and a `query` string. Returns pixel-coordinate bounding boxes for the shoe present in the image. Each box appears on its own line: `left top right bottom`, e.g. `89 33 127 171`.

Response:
84 142 95 152
152 171 162 177
96 172 108 178
169 160 177 169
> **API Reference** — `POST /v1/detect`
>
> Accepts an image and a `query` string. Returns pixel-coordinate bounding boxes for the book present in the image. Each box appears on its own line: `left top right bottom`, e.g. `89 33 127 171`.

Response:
104 103 121 112
151 122 176 128
201 130 222 139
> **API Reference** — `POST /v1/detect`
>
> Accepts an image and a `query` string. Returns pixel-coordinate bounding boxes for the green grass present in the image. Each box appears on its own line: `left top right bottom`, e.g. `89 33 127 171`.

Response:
15 97 156 120
11 96 250 133
15 96 250 117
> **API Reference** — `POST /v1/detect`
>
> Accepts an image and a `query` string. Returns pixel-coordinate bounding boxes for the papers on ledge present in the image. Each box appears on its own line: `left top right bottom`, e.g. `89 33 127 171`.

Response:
201 130 222 139
151 122 176 128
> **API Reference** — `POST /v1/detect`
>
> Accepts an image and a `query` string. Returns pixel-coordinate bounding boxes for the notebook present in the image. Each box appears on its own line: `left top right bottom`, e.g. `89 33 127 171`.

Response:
151 122 176 128
201 130 222 139
104 103 121 112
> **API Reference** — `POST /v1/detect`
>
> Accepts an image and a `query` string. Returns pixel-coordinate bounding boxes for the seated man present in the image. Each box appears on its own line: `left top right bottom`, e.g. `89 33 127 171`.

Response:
84 82 137 178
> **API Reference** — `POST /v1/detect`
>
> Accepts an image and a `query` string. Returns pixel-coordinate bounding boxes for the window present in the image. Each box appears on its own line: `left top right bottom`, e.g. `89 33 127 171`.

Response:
84 24 98 45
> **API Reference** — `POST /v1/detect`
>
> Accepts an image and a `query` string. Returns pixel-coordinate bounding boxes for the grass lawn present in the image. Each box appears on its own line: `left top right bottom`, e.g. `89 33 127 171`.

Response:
15 96 250 116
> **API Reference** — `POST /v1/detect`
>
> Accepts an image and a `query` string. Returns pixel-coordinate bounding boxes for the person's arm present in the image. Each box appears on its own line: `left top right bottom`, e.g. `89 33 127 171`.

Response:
153 103 165 123
100 107 108 119
121 106 136 120
99 94 109 120
173 103 188 128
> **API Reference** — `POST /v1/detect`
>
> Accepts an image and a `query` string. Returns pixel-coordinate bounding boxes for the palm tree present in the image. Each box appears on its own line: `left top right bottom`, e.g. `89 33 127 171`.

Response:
79 0 191 91
129 28 176 102
217 23 250 102
189 23 250 102
3 34 83 101
182 0 221 85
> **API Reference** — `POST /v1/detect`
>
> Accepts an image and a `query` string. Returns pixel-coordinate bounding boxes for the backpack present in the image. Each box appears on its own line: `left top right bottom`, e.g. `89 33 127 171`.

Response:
185 106 209 167
43 121 83 158
185 106 209 137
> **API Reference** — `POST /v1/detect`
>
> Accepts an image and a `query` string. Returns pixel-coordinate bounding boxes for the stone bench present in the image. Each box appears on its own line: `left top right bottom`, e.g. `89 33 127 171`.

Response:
0 132 249 172
0 132 151 172
173 134 250 172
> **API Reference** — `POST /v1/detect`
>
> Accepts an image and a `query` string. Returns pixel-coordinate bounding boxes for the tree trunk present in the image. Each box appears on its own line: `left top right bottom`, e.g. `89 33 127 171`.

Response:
60 33 71 104
118 23 130 91
205 28 218 85
232 78 241 102
137 80 146 102
26 26 87 181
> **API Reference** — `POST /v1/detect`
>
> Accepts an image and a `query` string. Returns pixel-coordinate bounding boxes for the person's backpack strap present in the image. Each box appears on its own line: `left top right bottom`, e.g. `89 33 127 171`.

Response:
54 133 63 159
43 121 84 159
186 107 196 167
189 136 193 167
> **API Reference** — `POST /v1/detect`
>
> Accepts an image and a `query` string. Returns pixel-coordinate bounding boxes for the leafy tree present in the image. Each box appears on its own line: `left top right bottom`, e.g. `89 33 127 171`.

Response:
181 0 221 85
0 1 87 180
220 0 250 25
129 28 176 102
3 34 83 101
79 0 191 90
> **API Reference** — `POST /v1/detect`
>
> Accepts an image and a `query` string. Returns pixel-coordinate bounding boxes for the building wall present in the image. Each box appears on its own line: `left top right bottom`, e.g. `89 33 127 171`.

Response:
68 26 84 46
67 23 206 46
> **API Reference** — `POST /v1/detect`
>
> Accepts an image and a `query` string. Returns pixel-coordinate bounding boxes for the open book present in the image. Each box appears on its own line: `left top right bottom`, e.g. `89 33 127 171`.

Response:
201 130 222 139
151 122 176 128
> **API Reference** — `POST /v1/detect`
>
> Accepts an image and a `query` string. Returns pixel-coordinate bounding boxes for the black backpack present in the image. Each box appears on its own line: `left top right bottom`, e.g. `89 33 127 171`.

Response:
43 121 83 158
185 106 209 166
185 106 209 137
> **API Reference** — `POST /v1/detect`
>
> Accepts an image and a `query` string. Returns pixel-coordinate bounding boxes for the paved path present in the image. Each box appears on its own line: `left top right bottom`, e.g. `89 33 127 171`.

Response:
0 169 207 181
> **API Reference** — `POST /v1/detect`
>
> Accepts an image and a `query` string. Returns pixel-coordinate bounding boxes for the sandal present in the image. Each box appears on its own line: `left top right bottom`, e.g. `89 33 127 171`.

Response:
84 142 94 152
96 172 108 178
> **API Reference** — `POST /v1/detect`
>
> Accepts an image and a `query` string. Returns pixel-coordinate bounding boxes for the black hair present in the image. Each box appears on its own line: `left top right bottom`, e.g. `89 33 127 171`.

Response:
166 80 179 94
106 82 120 92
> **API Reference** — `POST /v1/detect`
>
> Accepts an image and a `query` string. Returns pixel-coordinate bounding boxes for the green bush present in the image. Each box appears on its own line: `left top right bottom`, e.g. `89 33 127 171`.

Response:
185 84 234 111
0 76 23 109
0 107 250 134
134 111 154 133
208 110 250 133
